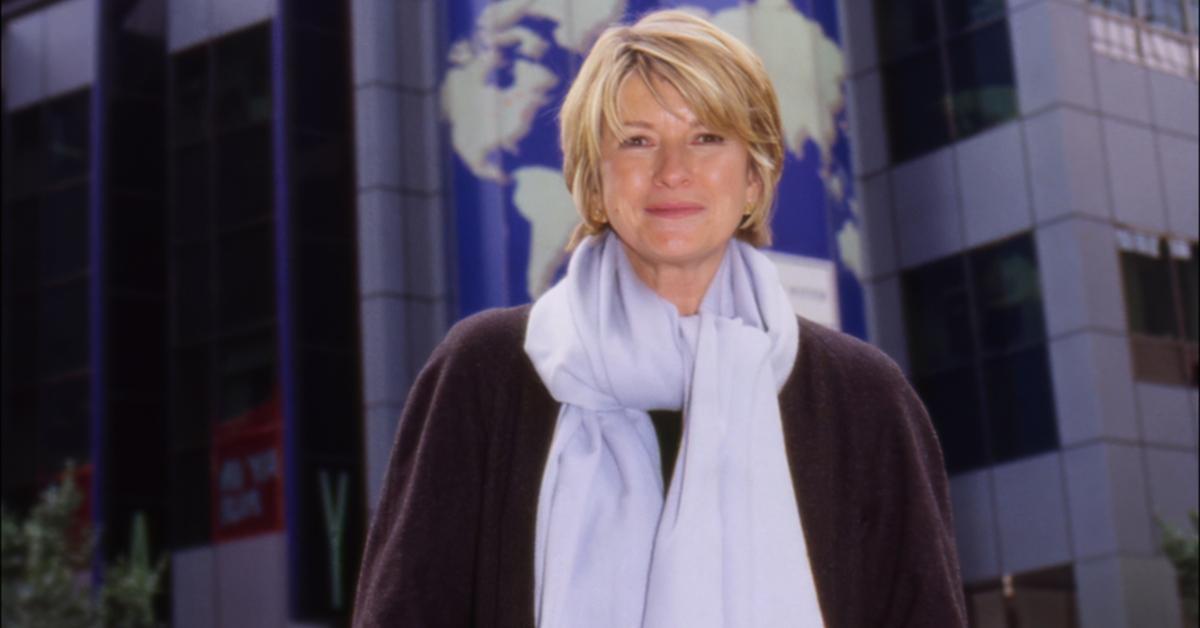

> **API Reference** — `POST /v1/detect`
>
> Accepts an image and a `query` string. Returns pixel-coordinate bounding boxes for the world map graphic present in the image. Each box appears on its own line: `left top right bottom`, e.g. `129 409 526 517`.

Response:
442 0 865 336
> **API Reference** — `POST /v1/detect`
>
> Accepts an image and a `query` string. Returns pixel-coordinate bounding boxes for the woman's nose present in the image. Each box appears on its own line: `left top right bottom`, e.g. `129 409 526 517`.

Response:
653 143 692 188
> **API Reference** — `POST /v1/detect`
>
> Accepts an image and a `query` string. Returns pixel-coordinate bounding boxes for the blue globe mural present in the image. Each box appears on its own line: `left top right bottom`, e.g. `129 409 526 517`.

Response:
443 0 866 338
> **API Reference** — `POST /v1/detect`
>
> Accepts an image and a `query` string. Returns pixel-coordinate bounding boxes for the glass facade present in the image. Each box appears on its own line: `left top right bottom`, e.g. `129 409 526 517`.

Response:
875 0 1018 162
2 89 94 507
902 234 1058 474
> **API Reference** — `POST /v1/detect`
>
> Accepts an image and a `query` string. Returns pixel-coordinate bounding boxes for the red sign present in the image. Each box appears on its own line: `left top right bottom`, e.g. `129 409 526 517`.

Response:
211 390 285 542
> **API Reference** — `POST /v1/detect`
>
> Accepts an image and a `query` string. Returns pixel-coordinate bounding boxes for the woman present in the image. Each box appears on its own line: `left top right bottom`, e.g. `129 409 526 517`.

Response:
354 10 966 628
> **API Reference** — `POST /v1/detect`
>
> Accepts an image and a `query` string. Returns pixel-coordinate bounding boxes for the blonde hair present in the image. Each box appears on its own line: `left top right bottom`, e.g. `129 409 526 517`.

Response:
560 9 785 249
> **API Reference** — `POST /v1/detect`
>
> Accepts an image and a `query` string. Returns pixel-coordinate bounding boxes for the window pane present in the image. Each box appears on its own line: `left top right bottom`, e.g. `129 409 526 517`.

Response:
40 185 89 281
969 234 1046 354
8 198 41 293
984 347 1058 464
7 296 39 386
214 25 271 132
948 20 1017 139
172 47 209 146
1174 242 1198 342
883 49 951 162
874 0 940 60
110 97 165 192
38 279 89 376
174 243 212 344
1091 0 1135 15
294 132 352 238
39 375 91 472
216 124 273 229
173 144 210 241
7 107 44 199
216 331 276 422
292 30 349 134
1120 244 1177 337
1146 0 1188 30
171 346 211 449
917 368 988 473
296 240 355 345
169 447 211 547
45 91 91 184
299 350 357 457
903 256 974 375
217 225 276 332
943 0 1006 33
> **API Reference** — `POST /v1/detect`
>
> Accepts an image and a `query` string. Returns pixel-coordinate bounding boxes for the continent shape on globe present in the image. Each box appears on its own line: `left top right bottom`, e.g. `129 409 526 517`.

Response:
442 0 849 299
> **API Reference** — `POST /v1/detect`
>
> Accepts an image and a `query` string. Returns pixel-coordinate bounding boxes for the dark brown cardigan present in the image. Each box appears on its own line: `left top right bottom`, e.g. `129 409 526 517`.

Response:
353 305 967 627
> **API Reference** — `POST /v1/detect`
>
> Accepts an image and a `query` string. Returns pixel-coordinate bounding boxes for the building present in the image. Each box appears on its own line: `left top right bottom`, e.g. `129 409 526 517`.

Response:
841 0 1199 626
1 0 1196 627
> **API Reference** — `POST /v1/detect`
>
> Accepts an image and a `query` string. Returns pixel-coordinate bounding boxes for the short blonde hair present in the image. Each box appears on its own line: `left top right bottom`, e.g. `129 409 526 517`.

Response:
560 10 785 249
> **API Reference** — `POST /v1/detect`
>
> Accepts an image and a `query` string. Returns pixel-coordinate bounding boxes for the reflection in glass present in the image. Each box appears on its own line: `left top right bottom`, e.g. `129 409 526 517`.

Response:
216 332 276 422
8 108 44 199
969 235 1046 354
917 369 988 473
948 21 1017 139
214 25 271 132
943 0 1006 33
984 347 1058 463
904 256 974 375
1091 0 1136 15
216 124 273 229
1146 0 1187 30
173 144 210 241
40 185 89 280
37 279 89 376
39 376 91 471
174 243 211 345
884 48 951 162
172 47 209 146
874 0 940 60
45 91 91 184
217 224 275 331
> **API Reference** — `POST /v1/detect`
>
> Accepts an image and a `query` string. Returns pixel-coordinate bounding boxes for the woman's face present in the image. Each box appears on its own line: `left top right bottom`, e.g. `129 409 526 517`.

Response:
600 75 760 277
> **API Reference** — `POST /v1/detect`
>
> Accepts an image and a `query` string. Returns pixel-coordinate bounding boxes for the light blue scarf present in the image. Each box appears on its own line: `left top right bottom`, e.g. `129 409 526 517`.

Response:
525 231 824 627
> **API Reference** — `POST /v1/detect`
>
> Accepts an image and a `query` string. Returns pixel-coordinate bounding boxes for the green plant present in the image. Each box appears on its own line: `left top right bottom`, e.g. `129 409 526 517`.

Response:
1 464 165 628
1160 511 1199 626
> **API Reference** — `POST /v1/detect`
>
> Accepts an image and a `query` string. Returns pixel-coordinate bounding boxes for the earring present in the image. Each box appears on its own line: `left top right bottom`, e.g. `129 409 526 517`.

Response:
739 203 754 228
591 208 608 224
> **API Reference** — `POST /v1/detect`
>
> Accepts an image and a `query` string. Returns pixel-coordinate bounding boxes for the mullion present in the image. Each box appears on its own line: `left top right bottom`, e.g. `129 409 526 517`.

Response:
960 250 998 467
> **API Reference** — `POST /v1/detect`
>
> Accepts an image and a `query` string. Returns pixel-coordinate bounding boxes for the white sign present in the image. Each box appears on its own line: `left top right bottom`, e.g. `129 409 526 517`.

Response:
763 251 839 330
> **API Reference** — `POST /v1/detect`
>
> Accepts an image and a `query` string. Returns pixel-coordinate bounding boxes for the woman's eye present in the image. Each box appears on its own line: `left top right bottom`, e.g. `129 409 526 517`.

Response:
695 133 725 144
620 135 651 147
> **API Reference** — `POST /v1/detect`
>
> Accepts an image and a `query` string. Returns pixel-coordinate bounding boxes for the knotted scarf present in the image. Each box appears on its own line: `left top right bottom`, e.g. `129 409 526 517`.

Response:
524 231 825 627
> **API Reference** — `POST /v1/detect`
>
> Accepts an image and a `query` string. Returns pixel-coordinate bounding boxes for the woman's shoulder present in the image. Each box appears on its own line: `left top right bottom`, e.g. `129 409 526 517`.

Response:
792 317 909 390
416 304 539 392
437 304 533 362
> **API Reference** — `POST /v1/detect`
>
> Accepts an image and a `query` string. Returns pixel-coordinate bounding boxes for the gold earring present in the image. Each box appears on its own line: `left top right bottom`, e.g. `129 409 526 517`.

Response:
739 203 754 227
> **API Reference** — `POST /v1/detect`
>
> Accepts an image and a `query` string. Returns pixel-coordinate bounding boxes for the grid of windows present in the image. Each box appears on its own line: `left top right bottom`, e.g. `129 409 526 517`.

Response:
2 90 93 505
1094 0 1200 33
874 0 1019 163
167 23 277 548
1117 229 1198 387
902 233 1058 474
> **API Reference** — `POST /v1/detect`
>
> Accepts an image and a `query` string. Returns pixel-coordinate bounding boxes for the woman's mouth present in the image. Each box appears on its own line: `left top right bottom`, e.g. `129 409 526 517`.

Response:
644 203 704 218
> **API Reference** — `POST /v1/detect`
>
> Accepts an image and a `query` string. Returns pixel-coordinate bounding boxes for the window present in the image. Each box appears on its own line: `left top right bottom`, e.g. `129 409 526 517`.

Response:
1089 0 1200 78
902 234 1057 474
167 23 277 548
966 564 1079 627
876 0 1018 163
1117 229 1198 387
1 91 94 501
